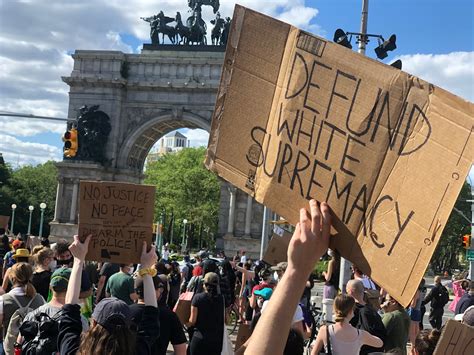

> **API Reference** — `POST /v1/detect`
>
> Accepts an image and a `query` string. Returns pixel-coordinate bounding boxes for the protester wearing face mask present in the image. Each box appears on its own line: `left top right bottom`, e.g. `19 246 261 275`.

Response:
105 263 138 305
270 262 287 282
54 241 92 300
31 246 55 300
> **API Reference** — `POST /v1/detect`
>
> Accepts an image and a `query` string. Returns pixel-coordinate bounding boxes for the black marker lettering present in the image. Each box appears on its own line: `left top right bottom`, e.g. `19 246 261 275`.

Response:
306 158 331 200
303 60 332 114
340 135 366 177
290 150 311 198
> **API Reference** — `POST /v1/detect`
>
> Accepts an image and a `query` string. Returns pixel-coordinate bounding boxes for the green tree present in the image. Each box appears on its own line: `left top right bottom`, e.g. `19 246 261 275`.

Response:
0 161 57 236
144 147 220 249
430 181 472 273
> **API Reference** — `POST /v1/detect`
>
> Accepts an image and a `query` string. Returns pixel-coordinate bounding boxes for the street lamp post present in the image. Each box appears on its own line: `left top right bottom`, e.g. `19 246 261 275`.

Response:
181 219 188 253
10 204 17 234
27 205 34 235
38 203 47 237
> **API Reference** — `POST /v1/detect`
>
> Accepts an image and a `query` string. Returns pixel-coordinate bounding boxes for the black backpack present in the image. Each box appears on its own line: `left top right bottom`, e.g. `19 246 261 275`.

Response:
437 286 450 307
20 312 61 355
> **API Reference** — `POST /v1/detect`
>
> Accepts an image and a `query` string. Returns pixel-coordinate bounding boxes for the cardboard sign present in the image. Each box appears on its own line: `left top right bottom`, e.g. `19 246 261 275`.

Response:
433 320 474 355
235 323 252 351
205 5 473 306
174 299 192 325
0 216 9 229
262 229 292 266
78 181 155 264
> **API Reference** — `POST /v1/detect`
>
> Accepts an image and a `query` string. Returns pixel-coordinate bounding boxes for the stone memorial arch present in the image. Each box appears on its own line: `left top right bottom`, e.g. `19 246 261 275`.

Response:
50 48 266 257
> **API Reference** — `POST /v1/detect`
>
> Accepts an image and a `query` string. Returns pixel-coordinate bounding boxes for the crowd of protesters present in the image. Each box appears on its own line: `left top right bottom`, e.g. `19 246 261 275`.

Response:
0 198 472 355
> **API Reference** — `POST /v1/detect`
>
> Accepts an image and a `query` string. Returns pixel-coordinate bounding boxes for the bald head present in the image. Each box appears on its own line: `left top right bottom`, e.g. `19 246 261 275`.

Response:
347 279 365 298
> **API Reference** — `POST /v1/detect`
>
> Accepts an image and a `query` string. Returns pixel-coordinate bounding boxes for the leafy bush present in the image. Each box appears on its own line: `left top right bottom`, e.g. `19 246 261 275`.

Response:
313 260 328 281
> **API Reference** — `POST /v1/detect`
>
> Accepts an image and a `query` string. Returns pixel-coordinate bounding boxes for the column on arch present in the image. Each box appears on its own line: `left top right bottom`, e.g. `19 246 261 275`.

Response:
227 186 236 235
244 194 253 236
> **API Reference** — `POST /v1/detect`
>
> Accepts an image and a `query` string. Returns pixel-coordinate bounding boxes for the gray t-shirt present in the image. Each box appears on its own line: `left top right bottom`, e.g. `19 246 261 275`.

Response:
24 303 89 331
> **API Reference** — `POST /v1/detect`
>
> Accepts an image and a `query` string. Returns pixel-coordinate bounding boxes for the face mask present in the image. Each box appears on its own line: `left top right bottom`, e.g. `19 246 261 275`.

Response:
273 271 279 282
128 268 134 275
48 259 57 270
57 257 73 266
257 298 264 309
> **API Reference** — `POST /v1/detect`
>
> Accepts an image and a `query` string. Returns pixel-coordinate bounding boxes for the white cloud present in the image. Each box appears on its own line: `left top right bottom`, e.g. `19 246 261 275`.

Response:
0 134 61 166
183 128 209 147
0 1 320 168
397 52 474 102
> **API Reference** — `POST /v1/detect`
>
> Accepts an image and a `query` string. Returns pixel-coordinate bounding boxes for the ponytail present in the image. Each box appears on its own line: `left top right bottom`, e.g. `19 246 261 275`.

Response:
10 262 36 298
204 283 218 296
25 281 37 298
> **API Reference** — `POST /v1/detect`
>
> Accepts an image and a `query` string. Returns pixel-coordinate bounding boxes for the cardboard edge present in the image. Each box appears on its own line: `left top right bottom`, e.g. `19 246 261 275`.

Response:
205 4 246 170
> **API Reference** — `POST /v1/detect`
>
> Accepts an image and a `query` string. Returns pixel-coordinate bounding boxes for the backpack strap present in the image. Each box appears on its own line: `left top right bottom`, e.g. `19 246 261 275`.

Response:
24 295 36 309
9 293 37 310
9 294 23 309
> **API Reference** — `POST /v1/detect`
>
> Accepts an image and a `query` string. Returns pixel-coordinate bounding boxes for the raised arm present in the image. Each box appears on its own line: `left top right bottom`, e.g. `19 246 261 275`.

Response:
140 241 158 308
245 200 331 355
66 235 91 305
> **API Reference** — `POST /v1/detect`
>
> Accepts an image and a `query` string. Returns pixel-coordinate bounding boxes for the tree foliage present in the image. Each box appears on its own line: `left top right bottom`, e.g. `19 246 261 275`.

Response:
144 147 220 249
430 181 472 273
0 161 57 236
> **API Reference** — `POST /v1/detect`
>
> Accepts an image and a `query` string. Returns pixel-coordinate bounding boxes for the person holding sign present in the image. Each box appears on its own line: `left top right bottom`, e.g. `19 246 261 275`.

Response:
57 235 159 355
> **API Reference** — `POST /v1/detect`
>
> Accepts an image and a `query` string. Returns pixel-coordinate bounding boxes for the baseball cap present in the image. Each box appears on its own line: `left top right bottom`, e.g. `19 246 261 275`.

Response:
92 297 131 332
50 267 71 292
454 305 474 326
204 272 219 286
270 262 288 272
254 287 273 300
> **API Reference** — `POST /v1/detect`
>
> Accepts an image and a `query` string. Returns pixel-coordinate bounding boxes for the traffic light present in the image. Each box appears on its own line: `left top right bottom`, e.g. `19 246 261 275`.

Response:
62 128 78 157
462 234 471 249
375 34 397 59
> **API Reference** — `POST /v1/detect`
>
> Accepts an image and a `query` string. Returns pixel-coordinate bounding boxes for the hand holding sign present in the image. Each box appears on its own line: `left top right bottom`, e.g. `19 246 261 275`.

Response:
287 200 331 278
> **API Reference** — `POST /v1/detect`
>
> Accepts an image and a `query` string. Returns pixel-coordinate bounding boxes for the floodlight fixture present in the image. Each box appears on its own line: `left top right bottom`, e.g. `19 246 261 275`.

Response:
333 28 352 49
375 34 397 59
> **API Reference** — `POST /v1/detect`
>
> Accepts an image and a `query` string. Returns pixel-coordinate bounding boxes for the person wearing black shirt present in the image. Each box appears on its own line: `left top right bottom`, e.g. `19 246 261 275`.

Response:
32 246 55 300
347 279 386 354
422 276 449 329
187 272 225 355
130 275 187 355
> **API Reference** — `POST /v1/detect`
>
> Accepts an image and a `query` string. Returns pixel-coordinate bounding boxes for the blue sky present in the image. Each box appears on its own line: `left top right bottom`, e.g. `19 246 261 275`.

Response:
0 0 472 178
